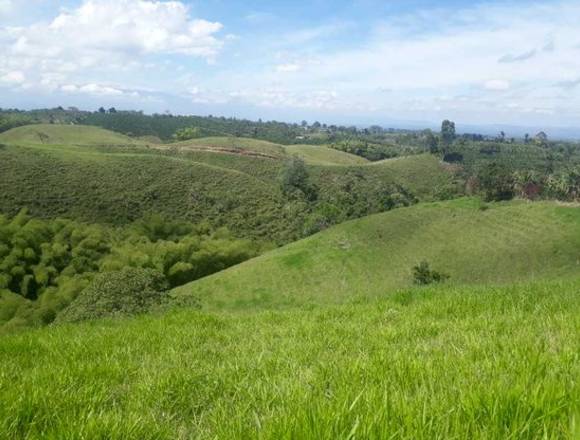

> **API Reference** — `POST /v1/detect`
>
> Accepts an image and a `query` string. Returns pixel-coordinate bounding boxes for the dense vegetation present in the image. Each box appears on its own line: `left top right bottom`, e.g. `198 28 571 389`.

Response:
0 212 257 332
1 278 578 438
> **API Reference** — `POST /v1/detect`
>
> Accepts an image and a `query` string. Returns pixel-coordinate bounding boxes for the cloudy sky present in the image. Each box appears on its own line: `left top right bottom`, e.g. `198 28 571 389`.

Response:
1 0 580 129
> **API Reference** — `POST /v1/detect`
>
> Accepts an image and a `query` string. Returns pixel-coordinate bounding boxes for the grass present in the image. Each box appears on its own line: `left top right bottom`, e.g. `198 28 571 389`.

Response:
0 124 145 146
173 199 580 309
1 278 578 439
174 136 287 158
0 125 455 242
285 144 368 165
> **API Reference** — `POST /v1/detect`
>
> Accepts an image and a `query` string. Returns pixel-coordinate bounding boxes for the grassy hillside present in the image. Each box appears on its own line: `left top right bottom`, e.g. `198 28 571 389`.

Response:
1 278 578 439
0 125 456 242
0 124 143 146
285 144 368 165
174 136 287 158
173 199 580 309
0 143 299 241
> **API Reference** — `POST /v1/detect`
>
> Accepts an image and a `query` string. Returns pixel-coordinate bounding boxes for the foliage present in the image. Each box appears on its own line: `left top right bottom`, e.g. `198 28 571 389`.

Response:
441 119 456 147
412 260 449 285
477 162 515 201
173 126 201 141
0 112 34 133
279 157 318 200
55 268 169 323
0 212 259 330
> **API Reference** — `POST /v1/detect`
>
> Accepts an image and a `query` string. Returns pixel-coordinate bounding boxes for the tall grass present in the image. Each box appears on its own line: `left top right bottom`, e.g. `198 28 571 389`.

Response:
1 279 578 439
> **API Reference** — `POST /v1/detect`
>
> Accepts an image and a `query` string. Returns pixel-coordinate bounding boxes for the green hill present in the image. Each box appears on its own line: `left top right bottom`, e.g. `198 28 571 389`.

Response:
0 124 144 146
285 144 368 165
172 199 580 309
1 278 578 438
173 136 287 158
0 125 456 242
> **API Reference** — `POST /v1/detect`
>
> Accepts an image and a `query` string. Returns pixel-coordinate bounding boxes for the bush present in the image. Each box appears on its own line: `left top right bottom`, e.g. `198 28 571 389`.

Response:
279 157 318 200
412 261 449 285
55 268 169 323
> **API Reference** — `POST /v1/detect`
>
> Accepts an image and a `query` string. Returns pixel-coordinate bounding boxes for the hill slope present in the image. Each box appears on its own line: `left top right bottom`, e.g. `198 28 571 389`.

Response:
285 144 368 165
173 199 580 308
0 124 144 146
1 278 578 438
0 125 456 242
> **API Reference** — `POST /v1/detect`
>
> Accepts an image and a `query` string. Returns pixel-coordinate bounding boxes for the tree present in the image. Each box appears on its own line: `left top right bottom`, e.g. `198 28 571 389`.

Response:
524 133 530 144
423 130 439 153
477 162 515 201
412 261 449 285
441 120 456 148
98 107 106 114
108 107 117 113
279 157 317 200
534 132 549 148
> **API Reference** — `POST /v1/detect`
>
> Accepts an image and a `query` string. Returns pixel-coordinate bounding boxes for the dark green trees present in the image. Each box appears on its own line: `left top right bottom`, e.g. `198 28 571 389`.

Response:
279 157 318 200
441 120 456 148
412 261 449 285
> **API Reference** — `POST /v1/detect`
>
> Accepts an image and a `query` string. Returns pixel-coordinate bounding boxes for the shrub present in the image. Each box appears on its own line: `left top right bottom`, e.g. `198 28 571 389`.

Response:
55 268 169 323
279 157 318 200
412 261 449 285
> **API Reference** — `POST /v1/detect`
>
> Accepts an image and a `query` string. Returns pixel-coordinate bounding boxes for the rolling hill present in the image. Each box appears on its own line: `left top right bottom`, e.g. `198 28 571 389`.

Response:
172 198 580 309
0 125 456 242
0 124 144 146
285 144 369 165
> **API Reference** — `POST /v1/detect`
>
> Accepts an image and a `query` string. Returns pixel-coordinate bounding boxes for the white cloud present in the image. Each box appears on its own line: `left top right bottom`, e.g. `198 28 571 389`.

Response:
46 0 223 57
276 63 300 73
0 0 224 96
484 80 511 91
61 83 133 97
0 70 25 84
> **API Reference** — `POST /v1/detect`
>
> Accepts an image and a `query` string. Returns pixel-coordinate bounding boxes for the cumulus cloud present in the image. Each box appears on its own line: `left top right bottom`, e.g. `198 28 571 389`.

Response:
0 0 224 95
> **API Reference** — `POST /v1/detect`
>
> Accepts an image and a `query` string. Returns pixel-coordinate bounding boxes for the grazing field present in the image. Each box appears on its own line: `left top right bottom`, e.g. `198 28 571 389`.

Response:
1 279 578 439
173 199 580 309
285 144 369 165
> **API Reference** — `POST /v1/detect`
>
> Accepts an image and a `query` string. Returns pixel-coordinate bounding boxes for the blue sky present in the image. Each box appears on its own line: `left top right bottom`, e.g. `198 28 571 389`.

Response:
1 0 580 130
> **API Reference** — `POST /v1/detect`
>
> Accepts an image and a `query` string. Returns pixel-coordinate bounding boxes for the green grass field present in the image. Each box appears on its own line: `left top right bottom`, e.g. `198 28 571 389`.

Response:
173 199 580 309
1 279 578 439
285 144 368 165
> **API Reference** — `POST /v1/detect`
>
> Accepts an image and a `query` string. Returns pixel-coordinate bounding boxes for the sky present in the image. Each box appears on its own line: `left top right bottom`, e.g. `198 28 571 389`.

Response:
1 0 580 131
